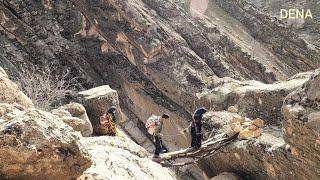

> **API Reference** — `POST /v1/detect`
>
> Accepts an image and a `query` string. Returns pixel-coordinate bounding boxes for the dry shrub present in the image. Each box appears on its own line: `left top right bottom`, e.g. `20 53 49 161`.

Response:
16 64 80 110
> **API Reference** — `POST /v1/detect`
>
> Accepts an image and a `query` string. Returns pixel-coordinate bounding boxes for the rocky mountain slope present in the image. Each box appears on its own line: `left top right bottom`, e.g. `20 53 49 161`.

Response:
0 68 177 180
202 69 320 180
0 0 319 179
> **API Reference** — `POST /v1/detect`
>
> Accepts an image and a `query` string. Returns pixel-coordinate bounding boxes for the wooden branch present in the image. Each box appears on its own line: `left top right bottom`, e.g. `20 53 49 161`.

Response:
152 132 239 167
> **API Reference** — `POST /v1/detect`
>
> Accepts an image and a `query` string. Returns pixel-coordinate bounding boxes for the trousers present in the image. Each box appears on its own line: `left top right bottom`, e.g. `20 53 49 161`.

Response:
154 135 162 156
191 122 202 148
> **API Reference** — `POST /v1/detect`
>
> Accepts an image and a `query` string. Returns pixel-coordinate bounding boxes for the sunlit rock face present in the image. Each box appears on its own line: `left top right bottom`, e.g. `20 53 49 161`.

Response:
78 136 177 180
204 69 320 180
0 68 177 180
0 0 319 179
190 0 208 16
0 103 91 180
0 66 34 108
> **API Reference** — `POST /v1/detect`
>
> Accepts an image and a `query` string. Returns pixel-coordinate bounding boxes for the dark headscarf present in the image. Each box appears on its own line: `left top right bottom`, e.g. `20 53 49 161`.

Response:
193 107 207 122
107 106 117 123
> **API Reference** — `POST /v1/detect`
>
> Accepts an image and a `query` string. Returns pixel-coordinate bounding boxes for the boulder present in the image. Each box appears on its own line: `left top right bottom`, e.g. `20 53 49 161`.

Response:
202 111 264 139
0 67 8 78
210 172 242 180
58 103 87 118
57 103 93 137
281 69 320 179
252 118 264 128
202 69 320 180
78 136 176 180
0 67 34 108
77 85 122 135
199 74 311 125
60 117 92 137
238 128 262 140
207 128 287 179
0 103 91 180
227 106 238 113
51 109 73 118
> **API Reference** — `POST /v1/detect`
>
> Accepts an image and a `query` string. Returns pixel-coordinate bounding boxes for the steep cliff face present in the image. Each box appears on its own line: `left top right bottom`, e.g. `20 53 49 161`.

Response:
79 136 177 180
203 69 320 180
244 0 320 47
0 67 177 180
0 0 319 179
198 71 312 126
211 0 319 75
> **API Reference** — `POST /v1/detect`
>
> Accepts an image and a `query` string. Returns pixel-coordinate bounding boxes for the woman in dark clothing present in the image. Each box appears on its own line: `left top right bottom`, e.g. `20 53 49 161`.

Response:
107 106 117 123
190 107 207 149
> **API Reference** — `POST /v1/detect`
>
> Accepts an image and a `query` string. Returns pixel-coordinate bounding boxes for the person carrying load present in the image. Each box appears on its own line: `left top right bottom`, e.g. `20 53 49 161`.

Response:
97 106 118 136
145 113 170 157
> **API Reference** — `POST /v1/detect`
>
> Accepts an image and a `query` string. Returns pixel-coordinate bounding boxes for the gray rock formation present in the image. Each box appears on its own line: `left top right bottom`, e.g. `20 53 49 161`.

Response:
0 103 178 180
202 69 320 179
0 68 177 179
56 102 93 137
78 136 177 180
198 71 312 126
0 0 319 179
0 66 34 108
77 85 124 134
210 172 242 180
0 103 91 180
282 69 320 180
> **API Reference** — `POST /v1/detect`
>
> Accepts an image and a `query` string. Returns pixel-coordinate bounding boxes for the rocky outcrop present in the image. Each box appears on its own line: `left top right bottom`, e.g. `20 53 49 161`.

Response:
0 68 177 179
0 67 7 78
212 0 319 76
0 0 318 142
234 0 320 47
210 172 242 180
55 103 93 137
282 69 320 180
78 136 177 180
77 85 123 135
201 111 264 140
202 69 320 179
0 0 319 179
0 67 33 108
203 112 288 179
60 116 92 137
0 103 91 180
198 72 311 126
0 102 177 180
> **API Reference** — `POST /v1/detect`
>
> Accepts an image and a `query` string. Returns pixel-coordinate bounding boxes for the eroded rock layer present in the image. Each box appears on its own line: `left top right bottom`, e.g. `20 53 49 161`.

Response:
203 69 320 180
0 0 319 179
0 103 91 180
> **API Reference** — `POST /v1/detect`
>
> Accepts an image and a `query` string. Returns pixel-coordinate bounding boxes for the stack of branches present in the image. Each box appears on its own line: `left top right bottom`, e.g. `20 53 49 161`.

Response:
153 116 264 167
153 132 239 167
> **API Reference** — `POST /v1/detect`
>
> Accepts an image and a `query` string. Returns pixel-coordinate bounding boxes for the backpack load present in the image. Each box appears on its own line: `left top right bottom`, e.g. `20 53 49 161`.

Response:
145 115 162 135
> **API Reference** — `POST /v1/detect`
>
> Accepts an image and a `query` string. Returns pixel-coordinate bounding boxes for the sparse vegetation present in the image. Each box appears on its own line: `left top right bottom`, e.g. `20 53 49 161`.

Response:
16 64 80 111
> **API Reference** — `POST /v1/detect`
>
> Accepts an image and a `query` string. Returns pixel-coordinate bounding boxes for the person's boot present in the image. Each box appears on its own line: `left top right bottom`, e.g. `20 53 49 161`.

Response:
161 149 168 153
152 154 159 158
195 142 201 149
186 146 197 153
